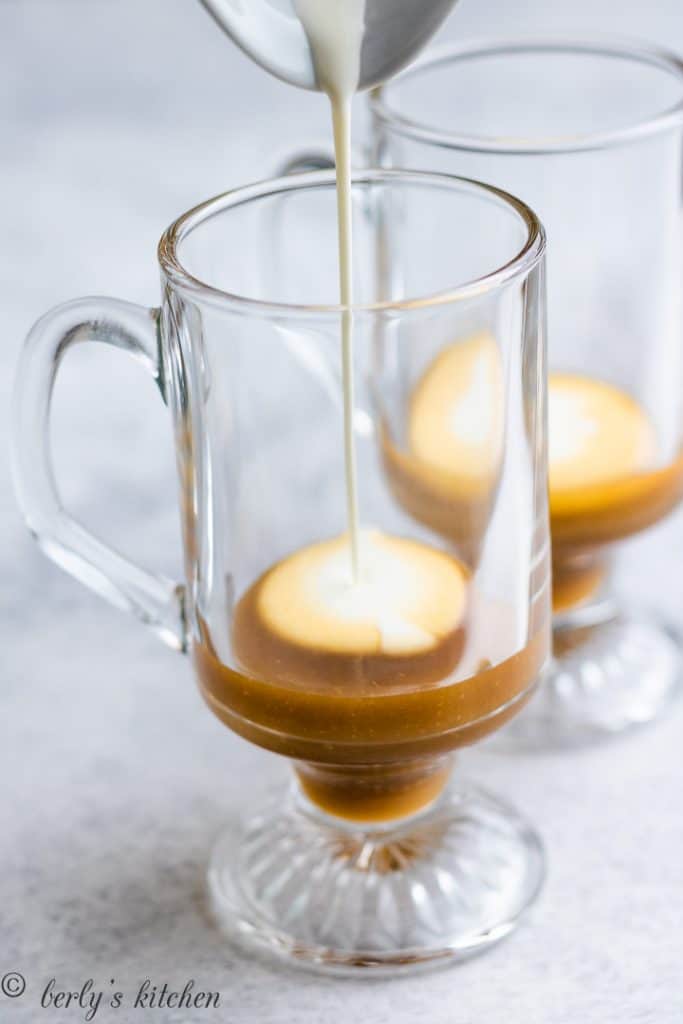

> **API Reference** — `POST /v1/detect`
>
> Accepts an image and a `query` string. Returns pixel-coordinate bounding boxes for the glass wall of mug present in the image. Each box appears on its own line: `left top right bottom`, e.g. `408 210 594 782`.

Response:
369 39 683 745
13 170 549 969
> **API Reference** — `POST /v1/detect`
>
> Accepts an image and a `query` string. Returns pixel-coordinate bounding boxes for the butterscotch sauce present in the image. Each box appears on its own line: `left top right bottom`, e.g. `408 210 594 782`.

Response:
295 757 455 823
194 532 548 819
549 373 683 610
196 635 545 817
381 333 504 566
381 340 683 610
551 555 609 615
549 373 683 548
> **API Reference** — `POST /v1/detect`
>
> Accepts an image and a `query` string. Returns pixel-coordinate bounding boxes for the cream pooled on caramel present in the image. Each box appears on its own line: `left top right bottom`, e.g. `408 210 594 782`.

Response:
409 332 504 492
257 530 467 657
549 373 657 493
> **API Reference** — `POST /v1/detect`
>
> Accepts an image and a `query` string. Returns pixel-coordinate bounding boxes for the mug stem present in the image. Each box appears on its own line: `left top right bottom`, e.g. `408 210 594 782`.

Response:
207 773 545 970
293 755 455 826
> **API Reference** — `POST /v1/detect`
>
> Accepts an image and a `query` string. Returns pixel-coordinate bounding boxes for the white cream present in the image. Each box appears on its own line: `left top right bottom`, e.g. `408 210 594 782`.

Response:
547 374 658 492
548 388 599 465
447 346 500 449
306 530 437 652
294 0 367 582
258 529 468 656
279 5 472 661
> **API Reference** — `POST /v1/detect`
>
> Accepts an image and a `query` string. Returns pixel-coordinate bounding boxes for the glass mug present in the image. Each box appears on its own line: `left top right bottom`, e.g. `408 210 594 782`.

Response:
365 39 683 746
13 169 550 971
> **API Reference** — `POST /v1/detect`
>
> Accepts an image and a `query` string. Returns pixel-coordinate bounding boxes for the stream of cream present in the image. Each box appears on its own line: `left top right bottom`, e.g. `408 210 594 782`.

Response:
293 0 367 582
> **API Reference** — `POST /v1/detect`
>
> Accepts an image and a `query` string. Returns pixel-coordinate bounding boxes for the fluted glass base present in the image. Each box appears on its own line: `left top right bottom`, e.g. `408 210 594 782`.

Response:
207 779 544 974
498 604 682 750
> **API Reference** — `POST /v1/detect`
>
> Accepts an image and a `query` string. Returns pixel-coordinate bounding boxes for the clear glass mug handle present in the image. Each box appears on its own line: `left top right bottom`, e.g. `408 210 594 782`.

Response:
12 297 187 652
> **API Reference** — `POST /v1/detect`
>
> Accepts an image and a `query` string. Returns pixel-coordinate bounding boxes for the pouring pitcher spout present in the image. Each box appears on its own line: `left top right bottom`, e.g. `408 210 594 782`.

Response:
198 0 459 93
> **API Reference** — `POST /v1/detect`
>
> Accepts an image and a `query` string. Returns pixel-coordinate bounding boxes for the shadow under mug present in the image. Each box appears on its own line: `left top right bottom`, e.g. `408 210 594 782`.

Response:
13 168 550 971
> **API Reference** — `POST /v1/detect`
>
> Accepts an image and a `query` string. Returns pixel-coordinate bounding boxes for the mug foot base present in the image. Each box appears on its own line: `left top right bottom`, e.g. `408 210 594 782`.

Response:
207 780 544 975
496 608 682 751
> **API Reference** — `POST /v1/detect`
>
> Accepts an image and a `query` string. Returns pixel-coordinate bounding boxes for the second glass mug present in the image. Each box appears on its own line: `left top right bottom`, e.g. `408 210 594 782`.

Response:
13 170 550 971
367 38 683 746
287 38 683 746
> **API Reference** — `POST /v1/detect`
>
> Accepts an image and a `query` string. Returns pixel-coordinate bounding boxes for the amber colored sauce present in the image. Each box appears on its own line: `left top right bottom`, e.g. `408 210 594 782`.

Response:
551 555 609 615
551 448 683 550
194 572 548 820
380 351 683 614
551 449 683 611
295 757 455 823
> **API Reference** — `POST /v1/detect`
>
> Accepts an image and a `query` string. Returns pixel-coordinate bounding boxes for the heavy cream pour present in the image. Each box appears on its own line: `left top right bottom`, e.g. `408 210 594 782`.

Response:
279 3 468 663
294 0 366 582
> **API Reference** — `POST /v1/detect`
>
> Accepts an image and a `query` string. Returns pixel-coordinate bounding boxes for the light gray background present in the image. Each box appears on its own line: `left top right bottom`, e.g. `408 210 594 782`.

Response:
2 1 683 1022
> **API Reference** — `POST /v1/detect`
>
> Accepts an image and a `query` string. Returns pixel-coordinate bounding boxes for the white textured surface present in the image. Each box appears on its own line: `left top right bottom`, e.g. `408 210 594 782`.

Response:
3 1 683 1021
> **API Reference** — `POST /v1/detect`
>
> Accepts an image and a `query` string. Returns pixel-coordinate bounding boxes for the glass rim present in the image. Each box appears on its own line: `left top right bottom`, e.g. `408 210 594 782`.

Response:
157 168 545 318
369 36 683 155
